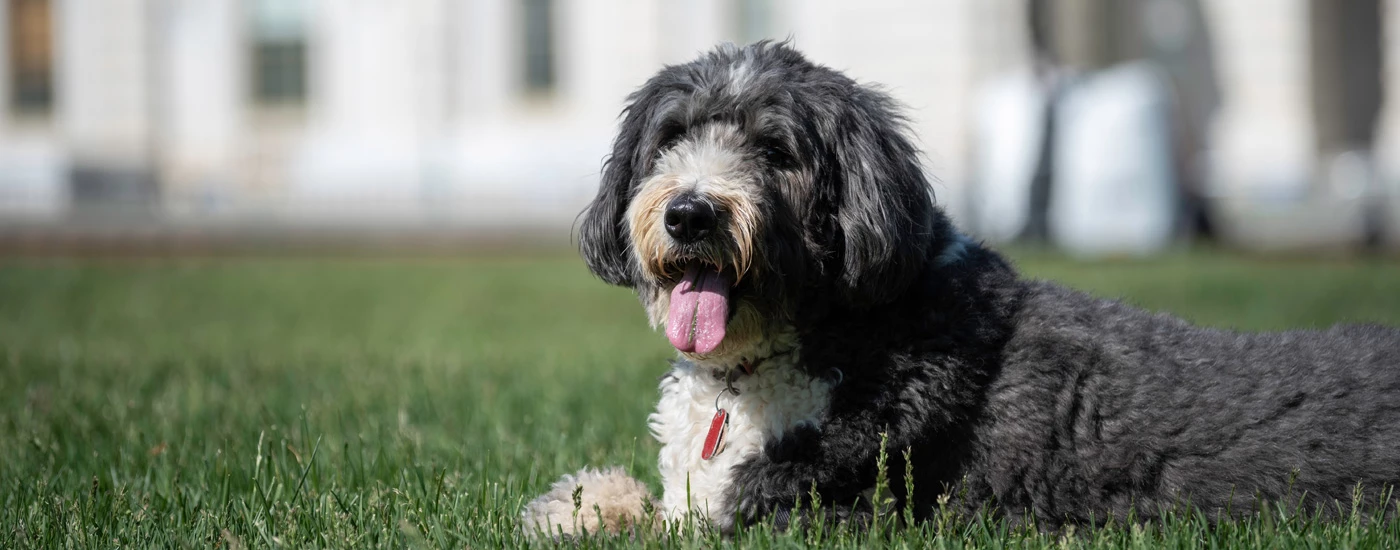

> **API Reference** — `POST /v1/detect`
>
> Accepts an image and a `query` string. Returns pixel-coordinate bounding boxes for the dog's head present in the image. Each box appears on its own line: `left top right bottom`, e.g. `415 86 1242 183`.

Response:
579 42 943 359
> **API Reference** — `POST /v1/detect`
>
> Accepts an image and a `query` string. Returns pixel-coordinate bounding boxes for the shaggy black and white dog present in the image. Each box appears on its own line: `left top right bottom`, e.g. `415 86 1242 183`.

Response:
523 42 1400 536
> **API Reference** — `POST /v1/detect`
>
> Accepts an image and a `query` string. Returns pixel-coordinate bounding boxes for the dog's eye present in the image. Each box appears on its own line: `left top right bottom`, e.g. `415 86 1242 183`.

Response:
657 122 686 151
760 141 794 169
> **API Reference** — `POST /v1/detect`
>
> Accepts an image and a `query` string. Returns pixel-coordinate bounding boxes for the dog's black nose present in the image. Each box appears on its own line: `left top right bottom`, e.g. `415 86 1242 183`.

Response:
664 194 717 243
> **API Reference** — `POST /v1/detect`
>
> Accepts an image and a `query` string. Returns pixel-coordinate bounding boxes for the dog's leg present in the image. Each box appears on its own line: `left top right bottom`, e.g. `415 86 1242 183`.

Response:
719 422 873 527
721 372 959 528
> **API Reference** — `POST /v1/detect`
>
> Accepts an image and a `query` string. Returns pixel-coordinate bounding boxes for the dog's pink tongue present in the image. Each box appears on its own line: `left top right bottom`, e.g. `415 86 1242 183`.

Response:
665 263 731 354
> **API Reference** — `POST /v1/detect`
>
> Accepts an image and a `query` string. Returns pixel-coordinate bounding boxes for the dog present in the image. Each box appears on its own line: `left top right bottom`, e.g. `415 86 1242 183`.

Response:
523 41 1400 536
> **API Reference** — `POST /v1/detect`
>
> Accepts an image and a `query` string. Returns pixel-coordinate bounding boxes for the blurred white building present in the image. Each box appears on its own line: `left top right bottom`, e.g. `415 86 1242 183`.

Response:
0 0 1396 246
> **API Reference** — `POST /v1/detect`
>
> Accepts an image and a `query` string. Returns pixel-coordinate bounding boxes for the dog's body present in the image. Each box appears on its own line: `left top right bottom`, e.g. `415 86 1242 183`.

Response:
979 280 1400 524
523 42 1400 535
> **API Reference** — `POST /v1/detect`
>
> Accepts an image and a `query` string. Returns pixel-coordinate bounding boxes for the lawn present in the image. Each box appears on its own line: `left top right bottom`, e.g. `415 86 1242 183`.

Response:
3 250 1400 548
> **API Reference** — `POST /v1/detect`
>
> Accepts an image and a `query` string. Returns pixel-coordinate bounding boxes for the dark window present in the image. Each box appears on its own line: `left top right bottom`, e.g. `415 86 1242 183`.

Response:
251 0 307 104
522 0 555 94
8 0 53 114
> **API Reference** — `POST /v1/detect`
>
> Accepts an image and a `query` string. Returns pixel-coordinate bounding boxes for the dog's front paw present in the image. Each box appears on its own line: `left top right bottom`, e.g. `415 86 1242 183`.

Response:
522 467 659 538
725 457 814 527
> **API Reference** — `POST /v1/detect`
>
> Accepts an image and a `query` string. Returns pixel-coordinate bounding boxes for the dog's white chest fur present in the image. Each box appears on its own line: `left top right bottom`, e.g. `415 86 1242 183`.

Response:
649 350 832 520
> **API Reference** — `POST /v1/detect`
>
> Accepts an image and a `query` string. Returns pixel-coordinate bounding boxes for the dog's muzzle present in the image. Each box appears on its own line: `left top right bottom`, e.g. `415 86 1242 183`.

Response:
659 193 737 355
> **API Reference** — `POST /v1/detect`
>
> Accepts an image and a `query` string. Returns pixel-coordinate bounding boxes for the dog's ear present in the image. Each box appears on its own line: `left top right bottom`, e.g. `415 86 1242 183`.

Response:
826 85 936 305
579 84 667 287
578 137 636 286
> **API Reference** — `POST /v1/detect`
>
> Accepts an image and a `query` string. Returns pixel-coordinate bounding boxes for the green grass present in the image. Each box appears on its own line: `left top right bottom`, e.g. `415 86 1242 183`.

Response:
3 250 1400 548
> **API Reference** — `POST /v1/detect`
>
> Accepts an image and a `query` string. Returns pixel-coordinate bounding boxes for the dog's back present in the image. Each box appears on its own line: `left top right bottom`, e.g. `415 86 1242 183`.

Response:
976 280 1400 523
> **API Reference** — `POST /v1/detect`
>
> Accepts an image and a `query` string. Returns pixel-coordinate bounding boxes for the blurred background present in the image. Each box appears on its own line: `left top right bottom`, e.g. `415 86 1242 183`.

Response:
4 5 1400 545
0 0 1396 255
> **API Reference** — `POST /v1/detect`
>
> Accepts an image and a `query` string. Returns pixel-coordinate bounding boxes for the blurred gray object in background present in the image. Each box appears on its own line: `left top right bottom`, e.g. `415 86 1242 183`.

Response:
0 0 1395 253
1049 63 1178 257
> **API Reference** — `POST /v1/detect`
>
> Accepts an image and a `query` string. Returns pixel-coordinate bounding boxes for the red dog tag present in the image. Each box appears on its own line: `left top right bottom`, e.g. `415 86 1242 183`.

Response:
701 408 729 460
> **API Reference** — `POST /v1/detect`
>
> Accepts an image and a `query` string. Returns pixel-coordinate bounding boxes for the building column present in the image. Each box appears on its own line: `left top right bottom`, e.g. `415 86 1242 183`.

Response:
1202 0 1314 197
159 0 242 215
